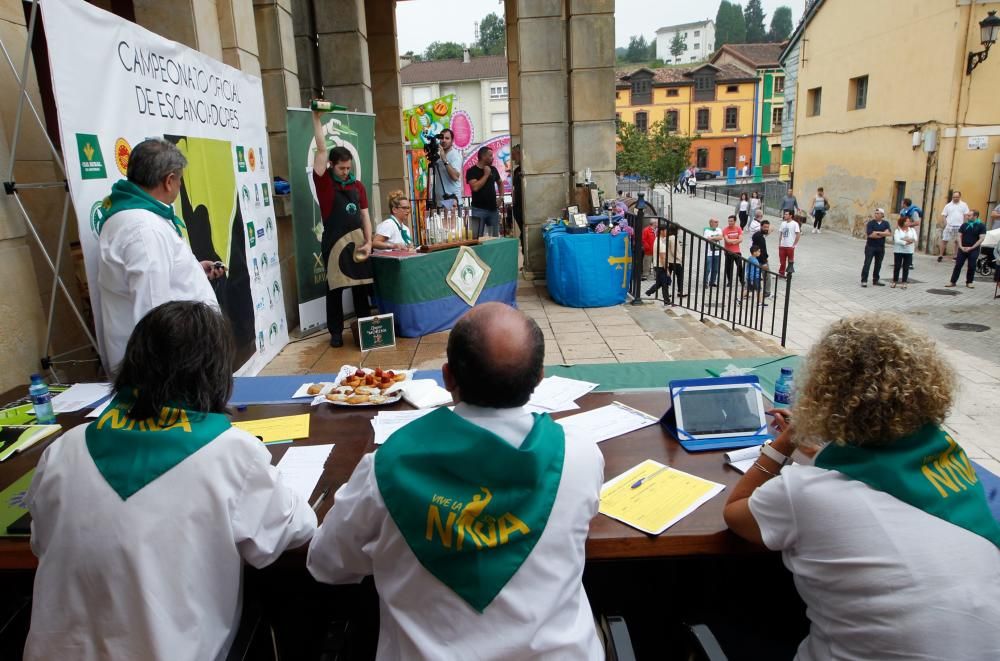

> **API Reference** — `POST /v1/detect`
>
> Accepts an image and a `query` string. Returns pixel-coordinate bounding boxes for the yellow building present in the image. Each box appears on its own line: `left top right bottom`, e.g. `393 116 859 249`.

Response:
786 0 1000 245
615 64 757 173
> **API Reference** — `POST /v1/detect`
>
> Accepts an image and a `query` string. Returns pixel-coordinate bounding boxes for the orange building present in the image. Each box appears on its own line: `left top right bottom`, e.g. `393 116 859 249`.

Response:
615 63 757 174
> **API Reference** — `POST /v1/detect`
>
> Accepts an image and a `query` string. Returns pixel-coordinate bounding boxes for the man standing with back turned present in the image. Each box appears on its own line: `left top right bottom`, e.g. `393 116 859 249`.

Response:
94 138 225 373
308 303 604 660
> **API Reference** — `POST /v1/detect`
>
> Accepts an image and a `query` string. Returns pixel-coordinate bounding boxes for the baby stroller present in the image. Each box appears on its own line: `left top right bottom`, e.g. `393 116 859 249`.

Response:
977 228 1000 297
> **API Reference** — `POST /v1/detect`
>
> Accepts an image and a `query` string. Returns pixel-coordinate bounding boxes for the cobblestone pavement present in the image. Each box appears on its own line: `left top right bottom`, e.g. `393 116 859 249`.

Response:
661 188 1000 472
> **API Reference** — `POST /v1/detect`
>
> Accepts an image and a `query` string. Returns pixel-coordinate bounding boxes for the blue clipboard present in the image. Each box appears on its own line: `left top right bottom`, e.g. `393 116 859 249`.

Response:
660 375 773 452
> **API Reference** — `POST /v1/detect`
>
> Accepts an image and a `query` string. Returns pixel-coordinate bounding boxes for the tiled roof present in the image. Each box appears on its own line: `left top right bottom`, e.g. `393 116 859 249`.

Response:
655 19 714 33
711 42 787 69
400 55 507 85
615 63 757 88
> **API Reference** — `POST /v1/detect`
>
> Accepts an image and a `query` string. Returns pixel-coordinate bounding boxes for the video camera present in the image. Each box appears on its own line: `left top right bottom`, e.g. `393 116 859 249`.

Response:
423 130 444 164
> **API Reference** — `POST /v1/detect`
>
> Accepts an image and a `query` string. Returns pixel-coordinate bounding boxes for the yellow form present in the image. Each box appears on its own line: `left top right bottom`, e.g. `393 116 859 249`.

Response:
233 413 311 444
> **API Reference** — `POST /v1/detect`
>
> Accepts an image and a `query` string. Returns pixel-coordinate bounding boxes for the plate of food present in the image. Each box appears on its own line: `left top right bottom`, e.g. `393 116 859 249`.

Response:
308 366 415 407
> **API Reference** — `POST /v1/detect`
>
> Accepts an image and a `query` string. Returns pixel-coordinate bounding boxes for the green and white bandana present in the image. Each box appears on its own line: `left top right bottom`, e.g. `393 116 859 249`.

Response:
85 394 230 500
815 424 1000 547
95 179 185 237
374 407 565 612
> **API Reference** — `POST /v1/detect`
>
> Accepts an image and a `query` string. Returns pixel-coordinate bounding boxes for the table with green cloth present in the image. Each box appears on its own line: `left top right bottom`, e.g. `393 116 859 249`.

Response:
371 238 519 337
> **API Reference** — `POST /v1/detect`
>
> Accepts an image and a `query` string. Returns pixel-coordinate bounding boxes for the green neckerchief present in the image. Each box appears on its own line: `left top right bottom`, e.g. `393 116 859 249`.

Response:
390 215 412 245
95 179 185 237
331 170 357 185
374 407 565 612
815 424 1000 547
85 394 231 500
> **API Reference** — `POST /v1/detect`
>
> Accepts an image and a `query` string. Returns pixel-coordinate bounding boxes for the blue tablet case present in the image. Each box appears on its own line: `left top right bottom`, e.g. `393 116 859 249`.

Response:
660 375 773 452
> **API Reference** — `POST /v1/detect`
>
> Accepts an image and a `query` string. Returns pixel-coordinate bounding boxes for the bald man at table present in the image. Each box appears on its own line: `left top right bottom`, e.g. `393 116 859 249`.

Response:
307 302 605 660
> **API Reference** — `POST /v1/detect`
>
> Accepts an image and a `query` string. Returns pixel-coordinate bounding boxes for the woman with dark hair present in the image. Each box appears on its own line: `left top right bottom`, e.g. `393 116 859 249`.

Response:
24 301 316 661
312 109 373 347
736 191 750 229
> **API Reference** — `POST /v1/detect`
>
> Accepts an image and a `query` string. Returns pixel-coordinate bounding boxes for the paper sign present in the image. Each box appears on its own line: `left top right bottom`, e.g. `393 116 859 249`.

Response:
233 413 310 443
358 314 396 351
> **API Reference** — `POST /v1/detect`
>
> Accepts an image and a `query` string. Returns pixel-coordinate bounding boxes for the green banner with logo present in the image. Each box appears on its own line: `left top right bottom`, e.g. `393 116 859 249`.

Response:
286 109 375 331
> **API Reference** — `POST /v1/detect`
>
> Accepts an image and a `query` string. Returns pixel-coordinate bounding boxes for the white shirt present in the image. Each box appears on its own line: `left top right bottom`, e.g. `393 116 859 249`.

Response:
893 227 917 254
439 147 463 198
942 200 970 228
24 424 317 661
739 200 749 212
375 215 411 248
749 197 761 212
749 464 1000 661
307 403 605 661
97 208 219 373
778 220 800 248
703 227 723 255
747 217 762 236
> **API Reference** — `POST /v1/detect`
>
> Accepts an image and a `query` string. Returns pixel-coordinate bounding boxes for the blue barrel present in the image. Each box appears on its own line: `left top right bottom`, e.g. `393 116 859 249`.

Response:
544 225 632 307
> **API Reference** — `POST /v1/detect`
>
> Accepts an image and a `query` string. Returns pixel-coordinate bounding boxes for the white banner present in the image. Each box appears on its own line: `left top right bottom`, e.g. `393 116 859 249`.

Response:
39 0 287 375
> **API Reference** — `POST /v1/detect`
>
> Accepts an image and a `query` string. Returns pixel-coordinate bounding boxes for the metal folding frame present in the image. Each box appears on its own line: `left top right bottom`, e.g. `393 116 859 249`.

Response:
1 0 100 378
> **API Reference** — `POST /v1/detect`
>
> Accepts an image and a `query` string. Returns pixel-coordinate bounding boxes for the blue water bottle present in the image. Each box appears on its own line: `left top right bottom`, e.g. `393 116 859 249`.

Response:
29 373 57 424
774 367 794 406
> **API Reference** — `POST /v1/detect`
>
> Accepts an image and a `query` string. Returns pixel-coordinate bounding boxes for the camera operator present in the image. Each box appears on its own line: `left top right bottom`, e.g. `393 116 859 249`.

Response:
465 146 502 239
431 128 462 209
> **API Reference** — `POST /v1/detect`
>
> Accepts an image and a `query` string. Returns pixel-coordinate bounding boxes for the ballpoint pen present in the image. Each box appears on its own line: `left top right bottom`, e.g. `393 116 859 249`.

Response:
631 466 668 489
311 486 331 511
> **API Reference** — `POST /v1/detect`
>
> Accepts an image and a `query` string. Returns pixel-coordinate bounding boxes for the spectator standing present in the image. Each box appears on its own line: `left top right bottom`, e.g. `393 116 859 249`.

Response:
665 223 687 302
777 210 800 277
892 216 917 288
945 210 987 289
780 188 799 217
687 168 698 197
736 192 751 230
747 208 764 237
743 245 763 306
898 198 923 271
641 218 656 281
939 190 970 262
465 146 502 239
861 208 892 287
722 215 744 285
751 220 772 301
810 187 830 234
703 217 723 287
645 223 671 302
749 191 761 217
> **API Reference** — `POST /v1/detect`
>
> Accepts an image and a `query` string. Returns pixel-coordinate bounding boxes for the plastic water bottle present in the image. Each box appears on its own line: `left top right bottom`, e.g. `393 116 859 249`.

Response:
29 373 57 424
774 367 794 406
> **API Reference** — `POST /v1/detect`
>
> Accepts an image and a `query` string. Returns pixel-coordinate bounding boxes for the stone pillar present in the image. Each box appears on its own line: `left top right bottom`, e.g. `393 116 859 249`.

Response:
515 0 570 278
568 0 616 201
218 0 261 76
290 0 321 105
505 1 521 146
133 0 223 61
366 0 408 207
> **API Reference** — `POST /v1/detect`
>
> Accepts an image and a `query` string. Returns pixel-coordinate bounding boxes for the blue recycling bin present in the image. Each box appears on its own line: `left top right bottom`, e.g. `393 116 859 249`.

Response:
543 225 632 308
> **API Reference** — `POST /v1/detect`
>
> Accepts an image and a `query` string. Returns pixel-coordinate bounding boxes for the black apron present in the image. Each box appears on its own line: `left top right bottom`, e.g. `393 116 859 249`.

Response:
320 175 373 290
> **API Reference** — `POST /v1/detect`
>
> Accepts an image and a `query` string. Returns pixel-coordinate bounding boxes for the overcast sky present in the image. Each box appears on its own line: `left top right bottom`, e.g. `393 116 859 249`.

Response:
395 0 804 55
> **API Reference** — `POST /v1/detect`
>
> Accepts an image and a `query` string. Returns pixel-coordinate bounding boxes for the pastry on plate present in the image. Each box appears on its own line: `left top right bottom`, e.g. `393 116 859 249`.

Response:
346 394 370 405
326 393 348 402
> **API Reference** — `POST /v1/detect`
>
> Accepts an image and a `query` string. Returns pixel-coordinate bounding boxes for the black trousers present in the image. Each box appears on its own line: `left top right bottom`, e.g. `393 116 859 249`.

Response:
813 210 825 229
861 246 885 283
326 285 371 338
669 263 684 293
950 248 980 284
646 266 672 299
738 211 749 229
892 253 912 283
724 252 745 285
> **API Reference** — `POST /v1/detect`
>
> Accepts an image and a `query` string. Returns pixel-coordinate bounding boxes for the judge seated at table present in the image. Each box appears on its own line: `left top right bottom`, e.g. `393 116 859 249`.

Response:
307 302 605 660
724 314 1000 659
373 190 415 251
23 301 317 661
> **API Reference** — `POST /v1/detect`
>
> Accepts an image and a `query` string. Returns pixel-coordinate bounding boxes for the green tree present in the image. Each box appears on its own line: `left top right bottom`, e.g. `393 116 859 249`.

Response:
476 13 506 56
715 1 747 50
669 33 687 59
423 41 465 61
401 50 423 63
617 120 694 211
769 6 793 42
744 0 768 43
625 35 650 63
615 46 627 62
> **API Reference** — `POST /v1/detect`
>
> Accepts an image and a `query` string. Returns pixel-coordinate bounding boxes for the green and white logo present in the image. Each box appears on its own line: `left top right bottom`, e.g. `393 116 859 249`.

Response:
446 246 491 306
246 221 256 247
76 134 107 180
236 145 247 172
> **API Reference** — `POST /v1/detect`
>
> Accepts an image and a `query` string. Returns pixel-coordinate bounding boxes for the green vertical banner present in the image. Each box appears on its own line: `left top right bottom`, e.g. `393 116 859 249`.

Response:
286 109 375 331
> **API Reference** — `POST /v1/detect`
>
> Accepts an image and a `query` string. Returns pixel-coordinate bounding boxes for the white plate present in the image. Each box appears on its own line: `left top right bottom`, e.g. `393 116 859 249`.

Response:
325 391 404 407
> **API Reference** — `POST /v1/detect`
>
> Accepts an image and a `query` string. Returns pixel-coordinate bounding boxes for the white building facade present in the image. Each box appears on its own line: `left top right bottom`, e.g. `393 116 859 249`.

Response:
655 19 716 64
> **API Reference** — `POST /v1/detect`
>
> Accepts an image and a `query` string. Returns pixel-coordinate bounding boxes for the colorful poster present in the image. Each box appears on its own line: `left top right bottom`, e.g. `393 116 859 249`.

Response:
40 0 286 375
462 134 513 197
285 109 376 332
402 94 454 150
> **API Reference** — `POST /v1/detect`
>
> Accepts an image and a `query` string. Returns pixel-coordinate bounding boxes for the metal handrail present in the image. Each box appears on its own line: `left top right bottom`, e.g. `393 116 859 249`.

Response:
626 210 791 346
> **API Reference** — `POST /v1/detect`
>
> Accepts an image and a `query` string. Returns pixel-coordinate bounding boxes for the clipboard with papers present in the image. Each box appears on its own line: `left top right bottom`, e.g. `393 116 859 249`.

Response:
659 376 773 452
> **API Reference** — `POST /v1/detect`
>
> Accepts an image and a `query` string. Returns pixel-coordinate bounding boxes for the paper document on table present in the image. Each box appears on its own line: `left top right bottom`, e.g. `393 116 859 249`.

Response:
528 376 599 412
233 413 311 443
600 459 725 535
724 446 762 474
556 401 659 444
50 383 111 413
372 409 437 444
276 444 334 503
86 399 114 419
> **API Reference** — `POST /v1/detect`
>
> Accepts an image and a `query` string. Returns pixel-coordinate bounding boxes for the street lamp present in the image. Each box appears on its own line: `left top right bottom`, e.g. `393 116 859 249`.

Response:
967 10 1000 75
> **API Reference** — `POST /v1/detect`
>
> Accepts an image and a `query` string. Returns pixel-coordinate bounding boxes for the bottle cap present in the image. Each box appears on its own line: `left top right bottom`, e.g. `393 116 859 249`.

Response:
30 373 43 383
780 367 793 375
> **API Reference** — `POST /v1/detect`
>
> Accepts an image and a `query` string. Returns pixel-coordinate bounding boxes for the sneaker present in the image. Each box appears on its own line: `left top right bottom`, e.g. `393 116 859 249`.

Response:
937 255 943 262
944 282 956 288
818 229 822 234
873 281 886 287
966 283 975 289
861 282 868 287
330 333 344 347
811 228 816 234
761 301 769 307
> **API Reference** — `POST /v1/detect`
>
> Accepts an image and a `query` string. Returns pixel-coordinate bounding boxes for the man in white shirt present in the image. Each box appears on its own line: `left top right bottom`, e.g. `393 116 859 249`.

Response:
373 190 416 251
702 217 723 287
939 189 970 262
777 210 801 276
433 128 463 208
95 138 224 374
308 303 604 660
25 301 317 661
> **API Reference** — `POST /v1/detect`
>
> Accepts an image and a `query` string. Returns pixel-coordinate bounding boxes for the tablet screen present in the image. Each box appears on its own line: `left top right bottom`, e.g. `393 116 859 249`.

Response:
676 386 763 436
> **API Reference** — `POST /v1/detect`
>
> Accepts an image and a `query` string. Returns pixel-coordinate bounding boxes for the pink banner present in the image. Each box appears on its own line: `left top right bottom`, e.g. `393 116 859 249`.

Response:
462 134 512 197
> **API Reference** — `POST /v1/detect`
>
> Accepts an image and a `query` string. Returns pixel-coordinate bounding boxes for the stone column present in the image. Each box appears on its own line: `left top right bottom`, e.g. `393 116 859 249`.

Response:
568 0 616 201
290 0 321 104
505 0 521 146
219 0 261 76
516 0 570 279
366 0 408 208
133 0 223 61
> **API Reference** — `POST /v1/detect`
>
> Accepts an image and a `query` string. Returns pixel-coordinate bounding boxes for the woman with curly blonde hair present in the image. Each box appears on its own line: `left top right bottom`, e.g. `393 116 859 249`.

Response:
724 313 1000 660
